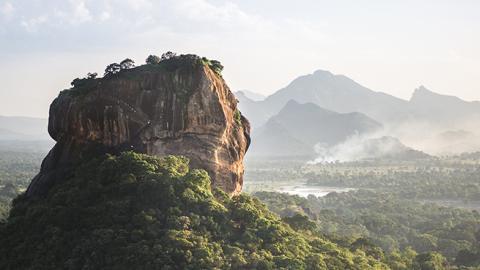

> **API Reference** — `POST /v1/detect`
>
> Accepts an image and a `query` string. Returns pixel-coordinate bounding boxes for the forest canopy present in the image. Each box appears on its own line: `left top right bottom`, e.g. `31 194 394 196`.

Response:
0 152 389 270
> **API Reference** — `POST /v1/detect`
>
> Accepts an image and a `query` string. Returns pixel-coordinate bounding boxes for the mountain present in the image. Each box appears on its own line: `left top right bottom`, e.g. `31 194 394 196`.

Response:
248 119 313 157
0 152 387 269
237 70 480 130
408 85 480 127
235 90 265 101
0 116 49 140
237 70 407 127
27 54 250 197
249 100 382 157
235 91 272 127
0 54 388 269
236 69 480 155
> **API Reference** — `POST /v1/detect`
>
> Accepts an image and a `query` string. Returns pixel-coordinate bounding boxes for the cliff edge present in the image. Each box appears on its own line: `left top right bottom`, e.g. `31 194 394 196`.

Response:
26 54 250 197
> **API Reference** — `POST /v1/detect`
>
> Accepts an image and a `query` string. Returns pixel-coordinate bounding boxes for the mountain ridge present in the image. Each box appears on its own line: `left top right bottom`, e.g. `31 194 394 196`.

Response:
249 100 382 157
237 69 480 129
0 115 49 140
237 69 480 155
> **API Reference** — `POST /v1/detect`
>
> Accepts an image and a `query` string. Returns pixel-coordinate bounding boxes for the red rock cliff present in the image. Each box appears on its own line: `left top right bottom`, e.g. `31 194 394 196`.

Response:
27 55 250 197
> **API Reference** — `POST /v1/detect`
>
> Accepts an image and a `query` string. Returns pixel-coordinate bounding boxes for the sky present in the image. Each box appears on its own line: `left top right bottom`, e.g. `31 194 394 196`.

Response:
0 0 479 117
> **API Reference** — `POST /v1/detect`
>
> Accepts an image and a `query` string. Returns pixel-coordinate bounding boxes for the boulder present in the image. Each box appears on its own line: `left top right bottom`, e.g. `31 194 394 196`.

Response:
27 55 250 197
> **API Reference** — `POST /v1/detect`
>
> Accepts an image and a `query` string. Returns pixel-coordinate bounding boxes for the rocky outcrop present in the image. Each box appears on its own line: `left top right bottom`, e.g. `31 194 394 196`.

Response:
26 55 250 197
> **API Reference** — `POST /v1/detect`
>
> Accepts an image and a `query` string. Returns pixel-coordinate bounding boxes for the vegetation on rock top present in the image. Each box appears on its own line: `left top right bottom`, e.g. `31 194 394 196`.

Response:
66 52 224 98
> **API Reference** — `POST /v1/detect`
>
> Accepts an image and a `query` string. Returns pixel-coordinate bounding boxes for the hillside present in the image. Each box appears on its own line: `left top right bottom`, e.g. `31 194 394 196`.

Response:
0 152 388 269
249 100 382 157
0 54 391 269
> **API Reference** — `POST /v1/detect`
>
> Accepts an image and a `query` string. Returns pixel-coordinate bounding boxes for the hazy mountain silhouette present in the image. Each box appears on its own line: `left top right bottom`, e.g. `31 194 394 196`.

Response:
236 91 272 127
407 86 480 127
237 70 407 127
248 100 382 157
237 70 480 129
0 116 49 140
235 90 265 101
0 128 35 140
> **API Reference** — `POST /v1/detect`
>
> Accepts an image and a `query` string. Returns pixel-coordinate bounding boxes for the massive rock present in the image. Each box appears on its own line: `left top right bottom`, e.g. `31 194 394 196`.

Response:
26 55 250 197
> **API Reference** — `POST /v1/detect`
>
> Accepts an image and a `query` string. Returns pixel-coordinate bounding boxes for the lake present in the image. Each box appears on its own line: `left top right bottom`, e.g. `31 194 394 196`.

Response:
275 185 355 198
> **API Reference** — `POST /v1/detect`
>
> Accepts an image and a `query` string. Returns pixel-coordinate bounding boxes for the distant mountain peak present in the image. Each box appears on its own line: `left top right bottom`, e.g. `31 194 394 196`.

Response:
250 101 382 157
411 85 435 99
284 99 300 106
417 85 429 91
235 90 266 101
312 69 334 77
410 85 465 104
280 100 335 116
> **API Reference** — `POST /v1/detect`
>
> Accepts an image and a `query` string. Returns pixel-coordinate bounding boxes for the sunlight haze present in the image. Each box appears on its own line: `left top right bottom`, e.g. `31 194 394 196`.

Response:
1 0 479 117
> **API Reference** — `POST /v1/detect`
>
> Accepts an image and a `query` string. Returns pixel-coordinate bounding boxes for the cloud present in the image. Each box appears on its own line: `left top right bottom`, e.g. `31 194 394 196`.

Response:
1 0 268 34
125 0 152 11
175 0 258 28
70 0 92 24
99 11 110 21
21 15 48 32
0 1 14 20
51 0 92 25
0 0 279 52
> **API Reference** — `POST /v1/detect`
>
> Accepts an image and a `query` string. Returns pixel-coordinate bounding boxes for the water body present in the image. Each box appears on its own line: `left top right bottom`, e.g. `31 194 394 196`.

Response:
276 185 355 198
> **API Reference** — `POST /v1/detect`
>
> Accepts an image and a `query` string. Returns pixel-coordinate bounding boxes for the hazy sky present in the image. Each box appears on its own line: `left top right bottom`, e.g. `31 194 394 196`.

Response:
1 0 479 117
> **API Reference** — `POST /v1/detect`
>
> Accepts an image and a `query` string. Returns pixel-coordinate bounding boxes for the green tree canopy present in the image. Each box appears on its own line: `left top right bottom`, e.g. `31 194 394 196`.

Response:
145 54 161 64
0 152 388 270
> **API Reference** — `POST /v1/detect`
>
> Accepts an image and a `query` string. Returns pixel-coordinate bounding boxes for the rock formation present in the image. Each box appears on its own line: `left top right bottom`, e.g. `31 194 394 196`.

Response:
26 55 250 197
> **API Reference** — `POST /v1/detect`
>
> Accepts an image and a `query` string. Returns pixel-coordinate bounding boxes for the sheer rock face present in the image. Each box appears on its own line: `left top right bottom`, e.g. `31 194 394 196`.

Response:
27 63 250 197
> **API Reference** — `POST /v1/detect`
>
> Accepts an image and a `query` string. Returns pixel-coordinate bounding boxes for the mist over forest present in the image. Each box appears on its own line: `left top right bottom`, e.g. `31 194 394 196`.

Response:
237 72 480 163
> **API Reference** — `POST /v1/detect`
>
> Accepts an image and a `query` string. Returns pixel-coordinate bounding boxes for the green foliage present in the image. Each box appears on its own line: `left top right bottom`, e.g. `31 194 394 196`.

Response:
104 62 121 76
282 213 317 231
161 51 176 61
413 252 449 270
70 71 98 88
64 53 225 100
209 59 224 75
145 54 161 64
0 151 42 218
0 152 387 269
234 108 242 125
0 150 42 224
201 56 224 75
86 72 97 79
304 159 480 201
255 190 480 268
119 58 135 70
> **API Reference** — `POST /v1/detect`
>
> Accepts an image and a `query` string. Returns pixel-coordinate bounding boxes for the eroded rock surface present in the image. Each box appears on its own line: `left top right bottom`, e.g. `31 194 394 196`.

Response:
27 56 250 197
